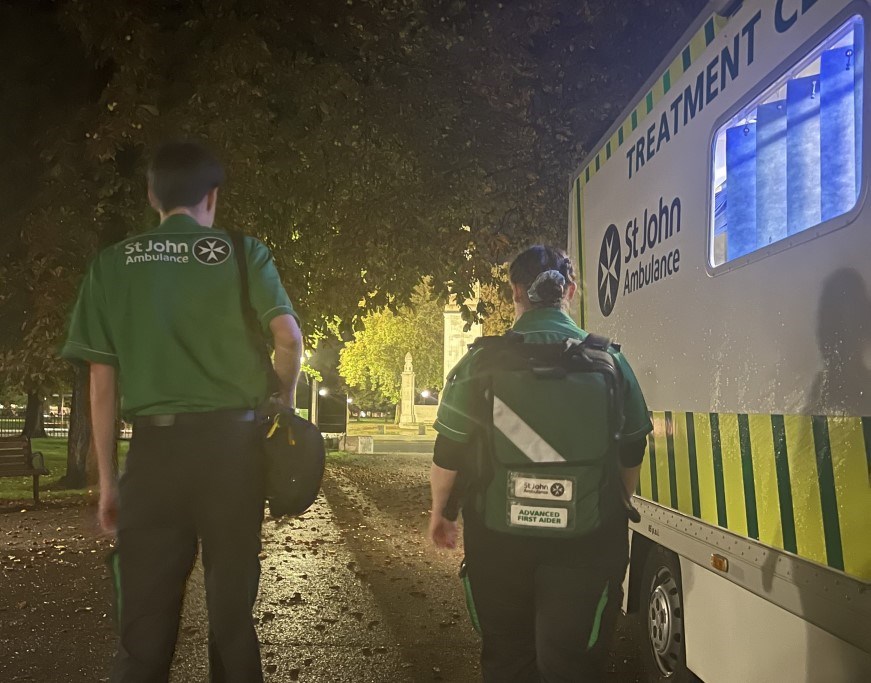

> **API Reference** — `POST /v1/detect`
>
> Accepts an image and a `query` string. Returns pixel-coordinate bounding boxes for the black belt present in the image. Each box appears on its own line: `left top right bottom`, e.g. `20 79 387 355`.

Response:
133 409 258 428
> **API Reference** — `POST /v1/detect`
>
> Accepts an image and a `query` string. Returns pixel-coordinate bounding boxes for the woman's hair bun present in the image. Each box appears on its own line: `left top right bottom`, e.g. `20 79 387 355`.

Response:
527 270 566 305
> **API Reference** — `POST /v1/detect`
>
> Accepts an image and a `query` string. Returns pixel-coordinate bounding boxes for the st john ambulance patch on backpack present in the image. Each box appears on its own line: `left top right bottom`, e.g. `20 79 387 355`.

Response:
511 474 574 502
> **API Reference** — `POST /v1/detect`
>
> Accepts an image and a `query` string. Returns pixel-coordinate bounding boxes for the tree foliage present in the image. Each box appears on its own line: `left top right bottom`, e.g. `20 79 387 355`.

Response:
339 283 444 405
0 3 96 397
480 265 515 336
0 0 707 398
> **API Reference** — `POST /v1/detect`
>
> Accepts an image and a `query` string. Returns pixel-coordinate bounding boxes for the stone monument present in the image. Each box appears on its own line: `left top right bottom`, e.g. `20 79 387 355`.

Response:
399 352 417 425
443 291 483 384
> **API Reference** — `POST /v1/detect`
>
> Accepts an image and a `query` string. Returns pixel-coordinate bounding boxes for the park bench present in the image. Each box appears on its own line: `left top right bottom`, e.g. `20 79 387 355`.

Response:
0 436 50 503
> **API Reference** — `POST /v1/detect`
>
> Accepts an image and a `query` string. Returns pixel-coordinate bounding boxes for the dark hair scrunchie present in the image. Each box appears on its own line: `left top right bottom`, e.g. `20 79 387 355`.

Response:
527 270 566 305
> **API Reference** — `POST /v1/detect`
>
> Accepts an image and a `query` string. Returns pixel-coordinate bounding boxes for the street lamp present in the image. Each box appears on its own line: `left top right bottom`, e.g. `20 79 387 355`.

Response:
318 388 329 397
347 397 353 404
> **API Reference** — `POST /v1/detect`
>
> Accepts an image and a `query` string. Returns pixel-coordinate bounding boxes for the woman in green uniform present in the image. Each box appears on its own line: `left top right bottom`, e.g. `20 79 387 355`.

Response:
429 245 652 682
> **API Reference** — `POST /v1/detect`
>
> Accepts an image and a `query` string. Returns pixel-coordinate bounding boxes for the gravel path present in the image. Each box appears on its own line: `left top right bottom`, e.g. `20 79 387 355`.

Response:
0 452 647 682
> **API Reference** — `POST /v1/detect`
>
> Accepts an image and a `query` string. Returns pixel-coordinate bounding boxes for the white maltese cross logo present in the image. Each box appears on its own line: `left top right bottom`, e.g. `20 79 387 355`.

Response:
597 224 621 317
193 237 231 265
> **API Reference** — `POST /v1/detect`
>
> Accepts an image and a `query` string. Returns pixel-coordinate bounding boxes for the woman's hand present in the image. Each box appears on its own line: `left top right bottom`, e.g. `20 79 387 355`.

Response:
428 512 459 550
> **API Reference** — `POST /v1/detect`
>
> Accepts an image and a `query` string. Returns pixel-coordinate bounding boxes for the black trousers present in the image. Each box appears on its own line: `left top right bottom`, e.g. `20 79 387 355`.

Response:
464 520 629 683
110 418 265 683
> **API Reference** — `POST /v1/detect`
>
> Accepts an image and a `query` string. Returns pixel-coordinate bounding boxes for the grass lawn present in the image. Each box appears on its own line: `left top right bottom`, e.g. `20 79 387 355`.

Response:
346 421 436 436
0 439 129 503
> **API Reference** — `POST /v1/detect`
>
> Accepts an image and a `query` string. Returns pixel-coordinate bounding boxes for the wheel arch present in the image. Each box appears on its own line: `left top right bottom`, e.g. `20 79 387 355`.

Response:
627 530 657 614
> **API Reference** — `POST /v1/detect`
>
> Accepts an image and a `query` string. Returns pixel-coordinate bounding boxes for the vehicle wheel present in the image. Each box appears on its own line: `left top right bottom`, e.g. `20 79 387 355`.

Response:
636 545 690 683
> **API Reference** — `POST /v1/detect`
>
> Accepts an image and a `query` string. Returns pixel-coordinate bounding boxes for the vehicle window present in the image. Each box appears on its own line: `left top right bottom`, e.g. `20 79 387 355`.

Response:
711 16 864 266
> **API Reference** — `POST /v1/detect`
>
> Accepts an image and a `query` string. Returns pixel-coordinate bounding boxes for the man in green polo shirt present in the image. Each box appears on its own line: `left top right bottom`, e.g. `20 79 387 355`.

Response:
62 141 302 683
428 245 652 682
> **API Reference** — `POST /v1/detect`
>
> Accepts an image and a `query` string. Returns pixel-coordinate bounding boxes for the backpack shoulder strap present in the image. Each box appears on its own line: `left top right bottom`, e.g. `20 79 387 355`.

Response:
228 231 281 395
581 332 611 352
562 333 626 441
469 330 524 350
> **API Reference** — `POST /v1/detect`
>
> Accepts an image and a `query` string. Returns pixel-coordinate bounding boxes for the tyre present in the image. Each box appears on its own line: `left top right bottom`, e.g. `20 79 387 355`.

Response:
636 545 691 683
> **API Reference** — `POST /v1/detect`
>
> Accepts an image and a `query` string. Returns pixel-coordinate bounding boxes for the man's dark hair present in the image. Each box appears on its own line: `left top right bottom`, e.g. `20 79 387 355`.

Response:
147 141 225 212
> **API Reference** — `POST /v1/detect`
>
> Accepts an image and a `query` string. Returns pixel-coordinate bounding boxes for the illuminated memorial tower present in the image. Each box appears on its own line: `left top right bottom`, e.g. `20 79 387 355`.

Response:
399 353 416 425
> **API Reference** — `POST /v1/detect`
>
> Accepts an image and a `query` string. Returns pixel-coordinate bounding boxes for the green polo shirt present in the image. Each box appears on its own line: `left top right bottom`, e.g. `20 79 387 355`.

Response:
61 215 297 418
434 306 652 444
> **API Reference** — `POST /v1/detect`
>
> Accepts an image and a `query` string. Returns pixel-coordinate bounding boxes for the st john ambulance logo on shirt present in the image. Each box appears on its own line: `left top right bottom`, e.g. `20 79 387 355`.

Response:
598 224 621 317
193 237 231 265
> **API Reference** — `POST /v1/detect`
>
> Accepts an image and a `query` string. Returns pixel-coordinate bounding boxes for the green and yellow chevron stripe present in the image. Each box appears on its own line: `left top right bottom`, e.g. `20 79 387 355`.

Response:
579 12 731 189
638 412 871 582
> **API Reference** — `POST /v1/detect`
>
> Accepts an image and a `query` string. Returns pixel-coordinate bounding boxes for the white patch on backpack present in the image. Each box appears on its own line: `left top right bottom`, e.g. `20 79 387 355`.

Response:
509 504 568 529
512 476 573 501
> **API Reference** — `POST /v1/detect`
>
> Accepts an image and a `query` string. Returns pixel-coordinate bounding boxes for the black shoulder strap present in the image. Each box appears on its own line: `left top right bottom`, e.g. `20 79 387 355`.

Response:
469 330 524 350
577 335 626 441
581 332 611 352
228 231 281 394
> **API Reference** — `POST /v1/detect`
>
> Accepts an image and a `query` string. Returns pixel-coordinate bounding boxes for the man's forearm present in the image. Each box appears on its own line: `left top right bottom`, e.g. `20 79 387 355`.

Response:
89 363 117 490
273 344 301 407
430 463 458 517
270 314 303 407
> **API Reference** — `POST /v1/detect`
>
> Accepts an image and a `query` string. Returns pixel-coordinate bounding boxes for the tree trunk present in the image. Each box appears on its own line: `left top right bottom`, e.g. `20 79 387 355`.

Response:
22 391 47 438
63 365 117 488
64 367 90 487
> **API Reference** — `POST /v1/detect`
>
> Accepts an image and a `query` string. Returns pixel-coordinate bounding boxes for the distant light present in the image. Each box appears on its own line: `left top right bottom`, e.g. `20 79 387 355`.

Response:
421 390 431 398
347 397 353 404
318 388 329 397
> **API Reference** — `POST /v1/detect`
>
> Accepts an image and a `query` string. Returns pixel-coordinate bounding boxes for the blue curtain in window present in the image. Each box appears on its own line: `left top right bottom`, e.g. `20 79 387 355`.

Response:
757 101 788 246
854 27 864 197
786 75 822 235
726 124 757 260
821 47 859 220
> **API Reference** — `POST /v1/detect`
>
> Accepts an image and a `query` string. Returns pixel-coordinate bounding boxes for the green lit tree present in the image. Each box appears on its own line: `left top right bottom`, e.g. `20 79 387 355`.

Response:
339 283 445 407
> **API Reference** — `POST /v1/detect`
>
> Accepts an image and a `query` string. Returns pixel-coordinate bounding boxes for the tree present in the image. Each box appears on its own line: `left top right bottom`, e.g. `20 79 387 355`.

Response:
0 2 95 438
339 283 445 406
0 0 706 469
345 386 395 418
481 265 515 336
5 0 707 341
